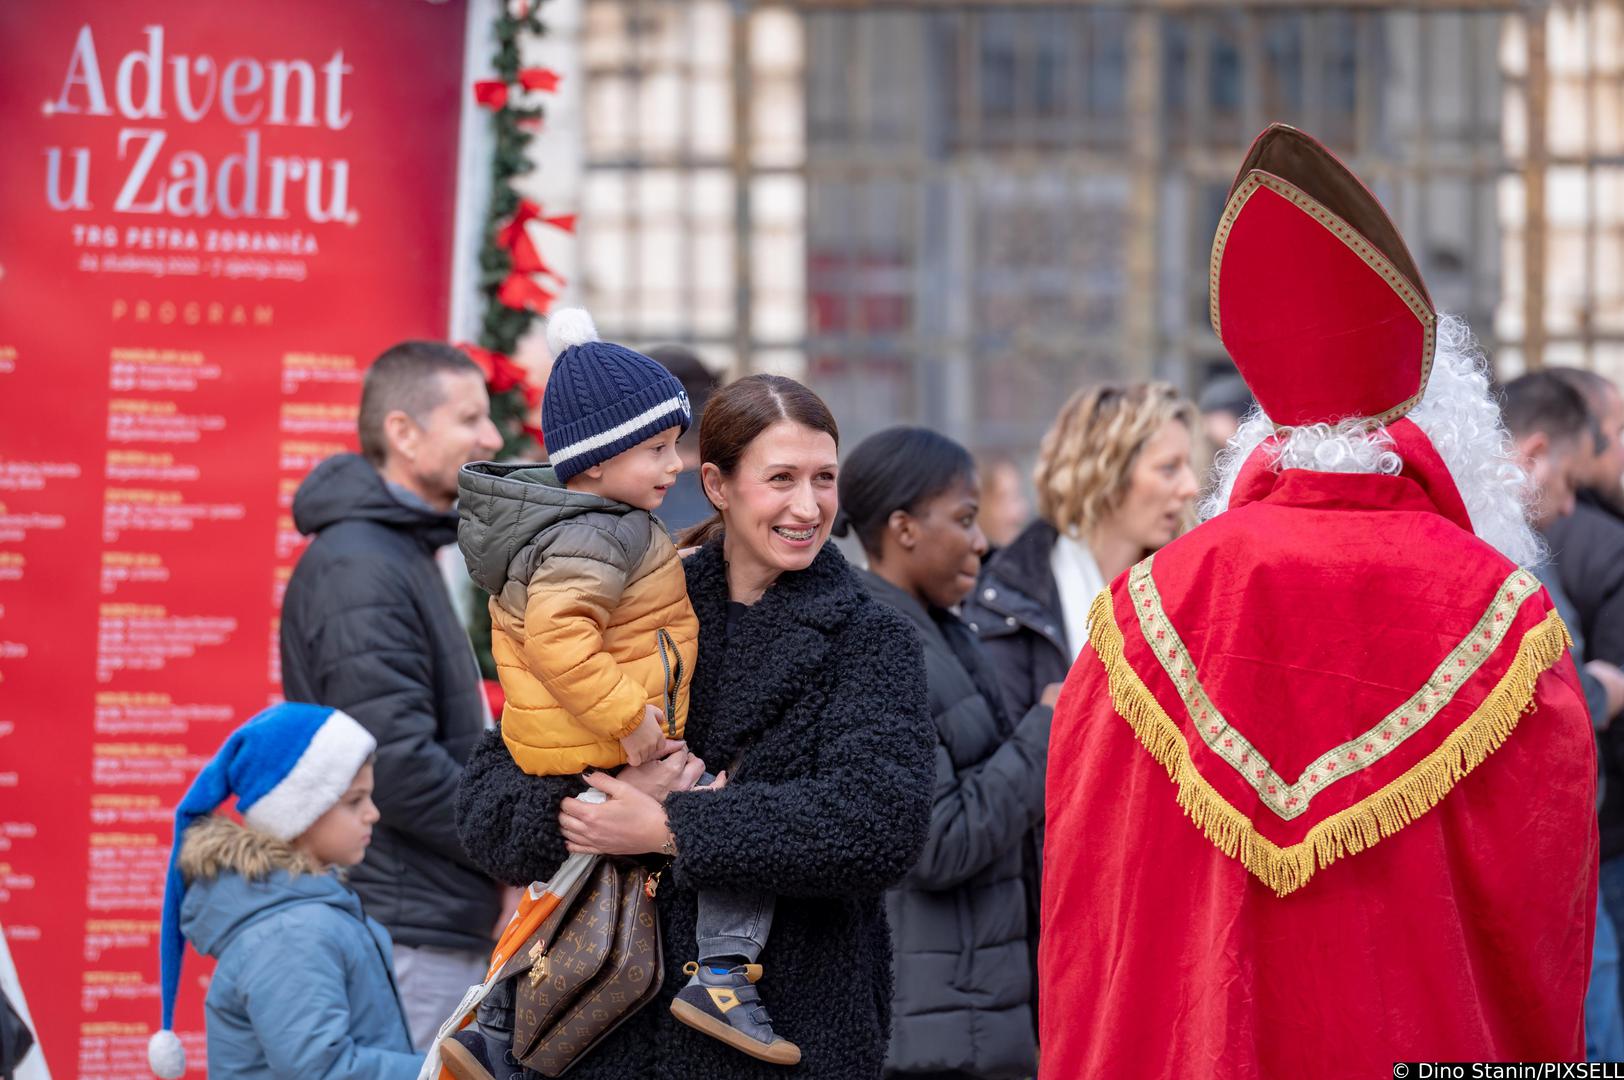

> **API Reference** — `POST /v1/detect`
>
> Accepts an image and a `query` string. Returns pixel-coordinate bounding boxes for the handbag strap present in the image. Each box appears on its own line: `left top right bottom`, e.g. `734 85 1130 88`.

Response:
491 849 601 984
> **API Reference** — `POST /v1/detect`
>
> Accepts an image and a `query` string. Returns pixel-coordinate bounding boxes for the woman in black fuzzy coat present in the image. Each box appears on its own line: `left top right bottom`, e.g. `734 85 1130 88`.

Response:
454 375 935 1080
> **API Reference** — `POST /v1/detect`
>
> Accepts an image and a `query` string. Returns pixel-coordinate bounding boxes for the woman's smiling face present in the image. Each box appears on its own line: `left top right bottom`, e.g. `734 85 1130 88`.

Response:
707 420 840 577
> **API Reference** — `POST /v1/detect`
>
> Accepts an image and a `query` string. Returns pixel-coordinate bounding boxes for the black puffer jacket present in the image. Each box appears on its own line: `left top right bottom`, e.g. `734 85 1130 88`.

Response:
861 573 1047 1080
960 519 1074 1022
1545 492 1624 857
962 519 1071 732
1547 495 1624 669
456 540 936 1080
281 453 500 952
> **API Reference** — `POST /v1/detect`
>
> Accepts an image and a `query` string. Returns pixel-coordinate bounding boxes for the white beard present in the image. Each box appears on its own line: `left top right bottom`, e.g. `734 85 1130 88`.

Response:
1200 313 1544 569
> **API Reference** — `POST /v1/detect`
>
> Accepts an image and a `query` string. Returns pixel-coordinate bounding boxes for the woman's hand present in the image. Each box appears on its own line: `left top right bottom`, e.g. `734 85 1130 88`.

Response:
559 771 675 855
611 741 705 803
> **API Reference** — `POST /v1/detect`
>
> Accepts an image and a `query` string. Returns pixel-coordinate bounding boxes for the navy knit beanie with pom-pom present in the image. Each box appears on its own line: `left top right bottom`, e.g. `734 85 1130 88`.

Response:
540 308 691 482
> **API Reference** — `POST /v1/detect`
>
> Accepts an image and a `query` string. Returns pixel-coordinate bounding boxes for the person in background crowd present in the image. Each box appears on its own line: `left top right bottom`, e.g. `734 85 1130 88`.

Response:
1040 123 1594 1078
1542 365 1624 1044
1546 365 1624 672
452 374 936 1080
646 343 721 536
835 427 1053 1080
975 458 1031 553
280 342 505 1049
1501 371 1624 1062
1502 372 1624 714
964 383 1201 723
1551 367 1624 518
145 704 418 1080
1197 371 1255 451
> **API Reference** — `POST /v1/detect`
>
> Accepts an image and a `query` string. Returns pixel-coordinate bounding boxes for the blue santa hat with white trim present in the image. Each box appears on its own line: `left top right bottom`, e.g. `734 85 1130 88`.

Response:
147 702 375 1078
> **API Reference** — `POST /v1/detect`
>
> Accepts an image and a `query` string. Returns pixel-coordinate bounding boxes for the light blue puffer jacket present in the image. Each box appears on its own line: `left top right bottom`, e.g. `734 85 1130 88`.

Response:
177 816 421 1080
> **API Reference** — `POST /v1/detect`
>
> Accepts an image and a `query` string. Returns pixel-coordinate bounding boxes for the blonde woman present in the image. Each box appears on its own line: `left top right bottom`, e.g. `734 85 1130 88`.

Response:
965 383 1201 721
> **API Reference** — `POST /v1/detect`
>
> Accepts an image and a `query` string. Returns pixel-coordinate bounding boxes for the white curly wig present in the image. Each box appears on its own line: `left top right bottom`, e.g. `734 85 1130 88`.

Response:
1199 314 1543 568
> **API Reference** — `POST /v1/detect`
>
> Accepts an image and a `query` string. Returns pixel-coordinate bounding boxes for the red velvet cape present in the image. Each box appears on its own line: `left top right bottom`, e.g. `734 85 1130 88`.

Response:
1038 464 1596 1079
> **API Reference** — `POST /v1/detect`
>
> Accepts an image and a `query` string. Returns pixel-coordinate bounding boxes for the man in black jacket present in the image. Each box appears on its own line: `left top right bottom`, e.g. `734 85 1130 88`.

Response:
1543 366 1624 1034
1548 369 1624 658
281 341 504 1048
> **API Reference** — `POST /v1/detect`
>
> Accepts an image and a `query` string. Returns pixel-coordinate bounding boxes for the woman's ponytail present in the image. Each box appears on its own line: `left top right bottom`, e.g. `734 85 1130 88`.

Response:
678 512 725 550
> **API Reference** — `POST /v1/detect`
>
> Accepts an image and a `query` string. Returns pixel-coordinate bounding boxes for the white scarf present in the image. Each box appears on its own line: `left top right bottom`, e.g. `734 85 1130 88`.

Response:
1049 532 1105 661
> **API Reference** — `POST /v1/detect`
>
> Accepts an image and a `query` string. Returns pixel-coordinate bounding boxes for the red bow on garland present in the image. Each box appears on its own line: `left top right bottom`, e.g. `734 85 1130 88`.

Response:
498 200 572 283
496 273 557 319
497 199 576 243
472 80 510 111
518 68 562 93
494 200 578 315
473 68 563 111
458 342 544 410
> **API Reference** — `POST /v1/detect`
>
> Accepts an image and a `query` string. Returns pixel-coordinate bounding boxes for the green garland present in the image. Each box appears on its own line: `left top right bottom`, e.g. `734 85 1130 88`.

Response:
471 2 548 681
479 2 547 462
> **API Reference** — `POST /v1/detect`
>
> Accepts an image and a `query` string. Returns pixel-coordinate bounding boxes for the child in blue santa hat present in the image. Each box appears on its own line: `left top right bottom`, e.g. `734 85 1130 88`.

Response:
147 702 421 1080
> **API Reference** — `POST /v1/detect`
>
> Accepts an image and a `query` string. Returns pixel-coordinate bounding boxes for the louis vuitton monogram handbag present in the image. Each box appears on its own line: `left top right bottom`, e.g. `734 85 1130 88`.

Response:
490 856 664 1077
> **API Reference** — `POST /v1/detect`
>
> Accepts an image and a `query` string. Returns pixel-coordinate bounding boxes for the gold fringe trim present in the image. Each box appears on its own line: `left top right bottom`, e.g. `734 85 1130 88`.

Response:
1087 588 1572 897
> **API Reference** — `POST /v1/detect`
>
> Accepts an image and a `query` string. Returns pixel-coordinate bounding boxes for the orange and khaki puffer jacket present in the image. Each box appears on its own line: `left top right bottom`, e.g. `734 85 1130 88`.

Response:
457 462 699 775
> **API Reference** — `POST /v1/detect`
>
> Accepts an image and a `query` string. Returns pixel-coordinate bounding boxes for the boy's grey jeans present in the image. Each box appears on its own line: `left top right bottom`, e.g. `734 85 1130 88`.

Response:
692 769 774 963
696 886 773 963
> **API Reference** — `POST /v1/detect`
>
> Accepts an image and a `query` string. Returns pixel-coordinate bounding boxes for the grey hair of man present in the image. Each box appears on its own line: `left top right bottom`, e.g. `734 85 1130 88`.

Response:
1549 367 1617 440
356 341 484 467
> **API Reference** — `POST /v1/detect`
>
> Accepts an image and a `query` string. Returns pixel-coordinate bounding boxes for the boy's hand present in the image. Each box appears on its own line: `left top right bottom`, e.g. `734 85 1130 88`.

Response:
612 742 704 803
693 769 728 793
620 705 666 766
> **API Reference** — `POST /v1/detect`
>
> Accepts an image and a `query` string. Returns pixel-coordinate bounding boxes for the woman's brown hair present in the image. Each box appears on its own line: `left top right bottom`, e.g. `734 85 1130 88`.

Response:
678 374 841 548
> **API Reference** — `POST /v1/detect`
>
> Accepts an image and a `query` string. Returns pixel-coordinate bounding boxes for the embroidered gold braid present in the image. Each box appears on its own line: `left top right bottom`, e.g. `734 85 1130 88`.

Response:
1087 588 1572 897
1129 558 1544 821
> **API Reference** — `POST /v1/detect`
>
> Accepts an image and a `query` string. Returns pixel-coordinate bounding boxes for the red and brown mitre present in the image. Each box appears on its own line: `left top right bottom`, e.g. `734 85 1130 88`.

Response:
1210 123 1436 429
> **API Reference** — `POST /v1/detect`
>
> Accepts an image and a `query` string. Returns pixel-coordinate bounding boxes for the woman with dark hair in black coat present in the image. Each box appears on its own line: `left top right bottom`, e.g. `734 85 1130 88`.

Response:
453 376 936 1080
837 427 1054 1080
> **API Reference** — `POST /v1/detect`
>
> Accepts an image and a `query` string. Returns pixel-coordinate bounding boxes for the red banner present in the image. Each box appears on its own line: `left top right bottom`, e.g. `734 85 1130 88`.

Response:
0 1 469 1073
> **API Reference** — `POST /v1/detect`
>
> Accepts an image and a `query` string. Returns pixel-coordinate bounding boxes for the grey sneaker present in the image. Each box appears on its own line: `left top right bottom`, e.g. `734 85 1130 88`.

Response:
669 962 801 1066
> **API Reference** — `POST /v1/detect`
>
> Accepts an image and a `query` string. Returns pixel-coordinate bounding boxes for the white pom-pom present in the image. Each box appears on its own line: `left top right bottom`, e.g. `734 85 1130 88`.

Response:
148 1028 186 1078
546 308 599 355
